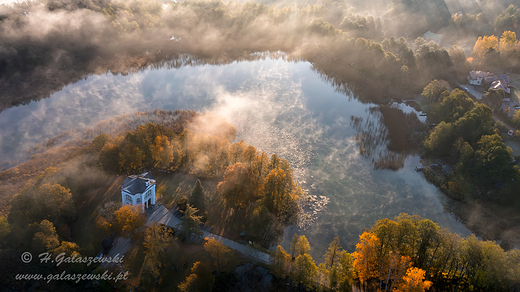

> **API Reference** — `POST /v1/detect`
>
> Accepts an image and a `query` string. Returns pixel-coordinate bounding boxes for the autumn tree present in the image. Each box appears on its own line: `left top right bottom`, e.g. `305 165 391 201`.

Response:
353 231 380 288
263 168 290 216
263 166 300 225
204 237 231 275
292 253 318 289
53 241 81 258
214 137 231 176
336 251 355 291
242 145 258 167
114 204 146 238
95 201 121 235
395 267 432 292
229 140 247 164
324 237 342 268
317 263 331 290
143 223 178 272
92 133 112 152
499 31 518 53
10 183 75 226
271 245 292 278
452 104 495 146
178 274 198 292
152 135 173 168
178 261 215 292
383 254 411 292
248 205 271 240
217 163 256 210
290 233 299 258
119 137 143 174
99 142 121 173
31 220 60 253
176 204 203 242
473 35 499 58
294 235 311 257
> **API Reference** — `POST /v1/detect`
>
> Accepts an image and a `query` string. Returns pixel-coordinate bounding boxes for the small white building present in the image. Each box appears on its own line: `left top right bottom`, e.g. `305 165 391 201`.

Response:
468 70 490 86
121 172 156 212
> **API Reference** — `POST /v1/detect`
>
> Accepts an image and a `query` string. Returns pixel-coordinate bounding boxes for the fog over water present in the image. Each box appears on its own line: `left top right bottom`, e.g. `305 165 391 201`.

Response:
0 57 470 257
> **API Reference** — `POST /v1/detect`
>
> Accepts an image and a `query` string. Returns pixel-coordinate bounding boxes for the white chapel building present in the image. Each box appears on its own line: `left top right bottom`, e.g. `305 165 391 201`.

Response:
121 172 156 212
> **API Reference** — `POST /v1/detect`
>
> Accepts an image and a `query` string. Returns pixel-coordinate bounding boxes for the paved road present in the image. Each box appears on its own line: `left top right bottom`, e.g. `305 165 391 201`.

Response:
457 83 484 99
147 204 271 264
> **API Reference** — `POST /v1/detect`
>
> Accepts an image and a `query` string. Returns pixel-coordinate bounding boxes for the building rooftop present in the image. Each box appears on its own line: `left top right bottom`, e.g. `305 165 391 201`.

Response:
469 70 491 80
122 173 155 195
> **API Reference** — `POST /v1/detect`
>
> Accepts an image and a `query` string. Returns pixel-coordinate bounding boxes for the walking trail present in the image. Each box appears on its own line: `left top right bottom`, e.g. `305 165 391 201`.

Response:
146 204 271 264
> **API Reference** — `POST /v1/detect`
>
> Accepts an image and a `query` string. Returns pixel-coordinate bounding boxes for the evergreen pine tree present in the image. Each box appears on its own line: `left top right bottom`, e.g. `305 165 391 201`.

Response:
190 179 206 214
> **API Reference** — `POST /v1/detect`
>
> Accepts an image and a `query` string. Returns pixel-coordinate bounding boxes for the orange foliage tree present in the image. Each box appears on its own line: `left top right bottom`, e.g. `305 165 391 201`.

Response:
353 231 380 287
394 267 432 292
473 35 499 58
114 204 146 237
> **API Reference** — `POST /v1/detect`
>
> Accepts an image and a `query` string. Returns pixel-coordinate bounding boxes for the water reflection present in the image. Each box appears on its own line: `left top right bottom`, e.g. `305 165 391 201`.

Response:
0 57 470 258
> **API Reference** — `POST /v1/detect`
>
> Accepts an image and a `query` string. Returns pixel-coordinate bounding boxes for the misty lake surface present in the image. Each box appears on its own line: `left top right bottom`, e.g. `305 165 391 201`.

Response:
0 57 471 257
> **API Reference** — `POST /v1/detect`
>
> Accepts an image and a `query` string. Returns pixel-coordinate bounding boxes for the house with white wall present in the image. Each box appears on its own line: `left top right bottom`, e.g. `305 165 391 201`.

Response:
121 172 156 212
468 71 490 86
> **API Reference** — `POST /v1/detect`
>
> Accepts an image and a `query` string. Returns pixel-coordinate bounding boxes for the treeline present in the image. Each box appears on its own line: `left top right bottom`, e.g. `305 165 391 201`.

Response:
421 80 519 201
308 35 469 104
271 214 520 292
0 0 473 112
471 29 520 72
442 4 520 47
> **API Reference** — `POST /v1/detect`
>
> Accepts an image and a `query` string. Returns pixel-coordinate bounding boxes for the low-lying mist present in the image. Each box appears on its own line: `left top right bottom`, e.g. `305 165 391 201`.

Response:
4 0 516 113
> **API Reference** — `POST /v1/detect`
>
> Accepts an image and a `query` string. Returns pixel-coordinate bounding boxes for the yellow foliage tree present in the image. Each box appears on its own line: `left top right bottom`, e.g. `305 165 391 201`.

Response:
271 245 292 277
114 205 146 237
473 35 499 58
52 241 80 257
294 235 311 257
178 262 215 292
394 267 432 292
178 274 198 292
204 237 231 275
499 31 518 53
292 253 318 288
152 135 173 169
353 231 380 286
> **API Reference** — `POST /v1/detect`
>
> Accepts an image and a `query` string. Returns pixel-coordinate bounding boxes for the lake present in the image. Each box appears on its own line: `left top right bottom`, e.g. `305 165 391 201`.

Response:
0 56 470 257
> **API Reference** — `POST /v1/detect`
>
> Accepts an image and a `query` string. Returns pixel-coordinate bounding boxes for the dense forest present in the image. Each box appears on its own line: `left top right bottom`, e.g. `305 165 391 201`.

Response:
271 214 520 292
418 79 520 208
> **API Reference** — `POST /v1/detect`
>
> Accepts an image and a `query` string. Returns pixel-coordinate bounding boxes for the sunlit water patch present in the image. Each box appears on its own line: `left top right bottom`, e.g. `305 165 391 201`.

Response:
0 57 471 258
